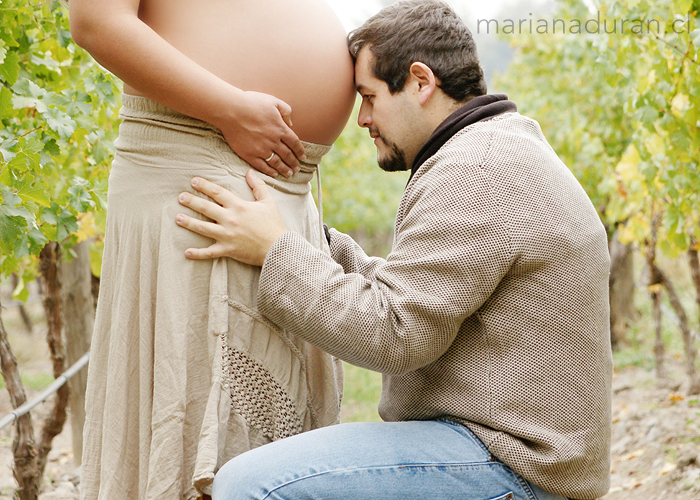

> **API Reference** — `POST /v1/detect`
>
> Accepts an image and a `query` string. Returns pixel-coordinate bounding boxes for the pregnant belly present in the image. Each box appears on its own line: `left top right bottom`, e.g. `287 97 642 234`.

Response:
129 0 356 145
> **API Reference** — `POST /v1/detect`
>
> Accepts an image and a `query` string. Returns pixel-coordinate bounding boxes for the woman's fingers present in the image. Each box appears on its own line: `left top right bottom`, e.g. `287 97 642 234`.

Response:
273 146 301 177
250 157 280 178
281 131 306 165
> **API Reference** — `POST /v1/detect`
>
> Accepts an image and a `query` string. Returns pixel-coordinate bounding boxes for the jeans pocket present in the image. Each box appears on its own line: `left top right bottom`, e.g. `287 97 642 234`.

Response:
487 492 514 500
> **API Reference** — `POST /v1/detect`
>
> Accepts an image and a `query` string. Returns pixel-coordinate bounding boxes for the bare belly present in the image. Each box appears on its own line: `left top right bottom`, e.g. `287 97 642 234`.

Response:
128 0 356 145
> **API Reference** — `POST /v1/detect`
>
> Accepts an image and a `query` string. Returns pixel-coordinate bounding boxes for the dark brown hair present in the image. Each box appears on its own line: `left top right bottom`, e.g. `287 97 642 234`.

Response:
348 0 487 102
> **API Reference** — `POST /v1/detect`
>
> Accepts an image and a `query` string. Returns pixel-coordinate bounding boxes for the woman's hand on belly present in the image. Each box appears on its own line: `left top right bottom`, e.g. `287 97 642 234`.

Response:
214 90 307 179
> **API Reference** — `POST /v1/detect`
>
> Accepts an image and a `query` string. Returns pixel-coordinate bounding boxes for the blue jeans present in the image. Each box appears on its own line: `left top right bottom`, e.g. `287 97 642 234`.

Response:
212 419 567 500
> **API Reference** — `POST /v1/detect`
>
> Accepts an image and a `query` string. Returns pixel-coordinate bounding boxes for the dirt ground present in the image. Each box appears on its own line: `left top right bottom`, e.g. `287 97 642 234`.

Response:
1 358 699 498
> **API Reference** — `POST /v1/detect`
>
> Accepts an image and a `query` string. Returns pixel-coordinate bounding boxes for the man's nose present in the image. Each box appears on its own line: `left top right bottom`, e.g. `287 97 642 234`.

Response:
357 104 372 128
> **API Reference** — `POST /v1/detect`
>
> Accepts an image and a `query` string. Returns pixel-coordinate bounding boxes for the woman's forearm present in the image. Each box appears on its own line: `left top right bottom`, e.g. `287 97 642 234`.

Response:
69 0 305 175
70 2 241 130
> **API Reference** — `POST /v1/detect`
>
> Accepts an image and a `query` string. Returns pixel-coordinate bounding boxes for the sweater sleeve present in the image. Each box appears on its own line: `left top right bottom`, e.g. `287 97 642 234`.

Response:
328 228 386 279
258 157 513 375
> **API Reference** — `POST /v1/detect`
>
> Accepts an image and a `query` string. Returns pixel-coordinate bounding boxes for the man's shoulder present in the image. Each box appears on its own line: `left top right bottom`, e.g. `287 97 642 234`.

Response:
410 112 545 184
446 112 546 152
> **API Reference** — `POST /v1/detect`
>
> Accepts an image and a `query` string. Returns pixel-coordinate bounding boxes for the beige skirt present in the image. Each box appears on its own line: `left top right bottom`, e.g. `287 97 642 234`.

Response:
80 95 343 500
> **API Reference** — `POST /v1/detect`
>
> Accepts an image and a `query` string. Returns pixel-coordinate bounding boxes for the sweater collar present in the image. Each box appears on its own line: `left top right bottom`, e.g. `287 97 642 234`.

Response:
409 94 517 181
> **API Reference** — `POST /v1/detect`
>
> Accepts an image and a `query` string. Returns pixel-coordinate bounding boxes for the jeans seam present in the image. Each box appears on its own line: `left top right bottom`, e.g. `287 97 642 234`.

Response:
508 469 538 500
432 421 543 500
260 462 504 500
439 418 492 455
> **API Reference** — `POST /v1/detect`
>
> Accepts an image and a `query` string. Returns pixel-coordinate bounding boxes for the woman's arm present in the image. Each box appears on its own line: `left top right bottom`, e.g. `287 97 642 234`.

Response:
69 0 306 177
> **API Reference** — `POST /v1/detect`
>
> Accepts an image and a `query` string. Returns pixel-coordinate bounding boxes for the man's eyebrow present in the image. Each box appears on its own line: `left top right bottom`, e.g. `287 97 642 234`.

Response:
356 84 370 94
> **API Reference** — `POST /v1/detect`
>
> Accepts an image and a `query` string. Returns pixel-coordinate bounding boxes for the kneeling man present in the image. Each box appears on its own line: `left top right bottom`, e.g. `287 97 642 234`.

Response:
176 1 612 499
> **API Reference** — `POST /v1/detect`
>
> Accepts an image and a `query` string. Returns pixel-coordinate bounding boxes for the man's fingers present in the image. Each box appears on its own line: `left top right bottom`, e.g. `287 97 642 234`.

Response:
184 243 226 260
189 177 240 206
175 213 227 240
179 190 229 222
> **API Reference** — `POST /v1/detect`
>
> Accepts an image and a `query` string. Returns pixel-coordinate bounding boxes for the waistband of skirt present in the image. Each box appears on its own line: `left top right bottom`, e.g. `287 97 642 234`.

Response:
120 94 332 166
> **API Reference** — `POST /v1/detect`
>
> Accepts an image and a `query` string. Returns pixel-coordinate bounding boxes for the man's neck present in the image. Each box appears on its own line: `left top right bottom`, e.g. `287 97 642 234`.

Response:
409 94 518 181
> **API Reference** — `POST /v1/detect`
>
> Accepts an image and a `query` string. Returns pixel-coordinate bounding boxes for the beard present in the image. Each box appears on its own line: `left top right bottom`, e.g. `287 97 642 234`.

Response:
377 138 409 173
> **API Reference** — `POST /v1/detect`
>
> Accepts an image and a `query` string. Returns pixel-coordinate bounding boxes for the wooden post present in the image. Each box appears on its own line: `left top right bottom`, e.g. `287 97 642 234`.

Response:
60 240 94 466
645 212 665 379
609 229 635 350
658 269 700 395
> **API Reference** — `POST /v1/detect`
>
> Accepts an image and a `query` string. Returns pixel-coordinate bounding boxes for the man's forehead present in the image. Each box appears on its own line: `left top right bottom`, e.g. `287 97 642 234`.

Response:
354 48 378 93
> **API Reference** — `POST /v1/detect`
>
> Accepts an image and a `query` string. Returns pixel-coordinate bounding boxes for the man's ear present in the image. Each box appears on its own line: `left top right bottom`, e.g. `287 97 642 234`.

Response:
408 62 438 106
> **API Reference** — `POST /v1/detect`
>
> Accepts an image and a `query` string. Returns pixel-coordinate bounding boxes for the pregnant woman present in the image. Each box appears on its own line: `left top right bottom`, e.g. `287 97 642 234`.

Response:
69 0 356 498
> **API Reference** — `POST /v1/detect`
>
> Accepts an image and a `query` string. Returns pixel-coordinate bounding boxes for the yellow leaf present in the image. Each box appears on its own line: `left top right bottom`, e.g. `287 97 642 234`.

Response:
647 283 662 294
671 93 689 118
669 392 684 402
617 224 636 245
644 134 665 158
615 144 642 183
76 212 97 243
637 69 656 93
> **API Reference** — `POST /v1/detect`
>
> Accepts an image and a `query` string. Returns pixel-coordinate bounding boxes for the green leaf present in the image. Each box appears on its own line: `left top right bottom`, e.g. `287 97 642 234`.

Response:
42 138 60 157
12 78 48 100
0 85 12 116
0 50 20 86
68 181 95 212
27 226 47 252
634 106 659 125
56 29 72 48
12 81 50 114
44 107 76 139
0 209 26 249
56 211 78 242
30 54 59 71
12 274 30 303
692 29 700 47
16 174 50 207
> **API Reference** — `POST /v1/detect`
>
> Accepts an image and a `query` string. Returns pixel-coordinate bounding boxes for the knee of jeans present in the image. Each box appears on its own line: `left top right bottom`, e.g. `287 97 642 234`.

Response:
212 457 259 500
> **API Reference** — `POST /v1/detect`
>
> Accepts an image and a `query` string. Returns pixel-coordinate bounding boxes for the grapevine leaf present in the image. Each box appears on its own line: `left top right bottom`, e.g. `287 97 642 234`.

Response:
0 50 20 86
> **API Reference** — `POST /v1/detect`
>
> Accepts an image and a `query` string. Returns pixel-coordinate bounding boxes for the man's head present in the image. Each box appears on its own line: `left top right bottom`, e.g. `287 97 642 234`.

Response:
348 0 487 172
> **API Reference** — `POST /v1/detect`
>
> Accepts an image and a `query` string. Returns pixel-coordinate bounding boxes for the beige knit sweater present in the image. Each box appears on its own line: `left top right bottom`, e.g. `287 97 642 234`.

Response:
258 112 612 499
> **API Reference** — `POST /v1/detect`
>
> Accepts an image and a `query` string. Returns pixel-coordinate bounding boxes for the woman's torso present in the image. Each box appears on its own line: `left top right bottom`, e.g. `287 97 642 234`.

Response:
129 0 356 145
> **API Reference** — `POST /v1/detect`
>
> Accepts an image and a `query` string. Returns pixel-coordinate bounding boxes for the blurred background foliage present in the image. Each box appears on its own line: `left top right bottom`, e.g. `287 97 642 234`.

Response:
0 0 120 293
